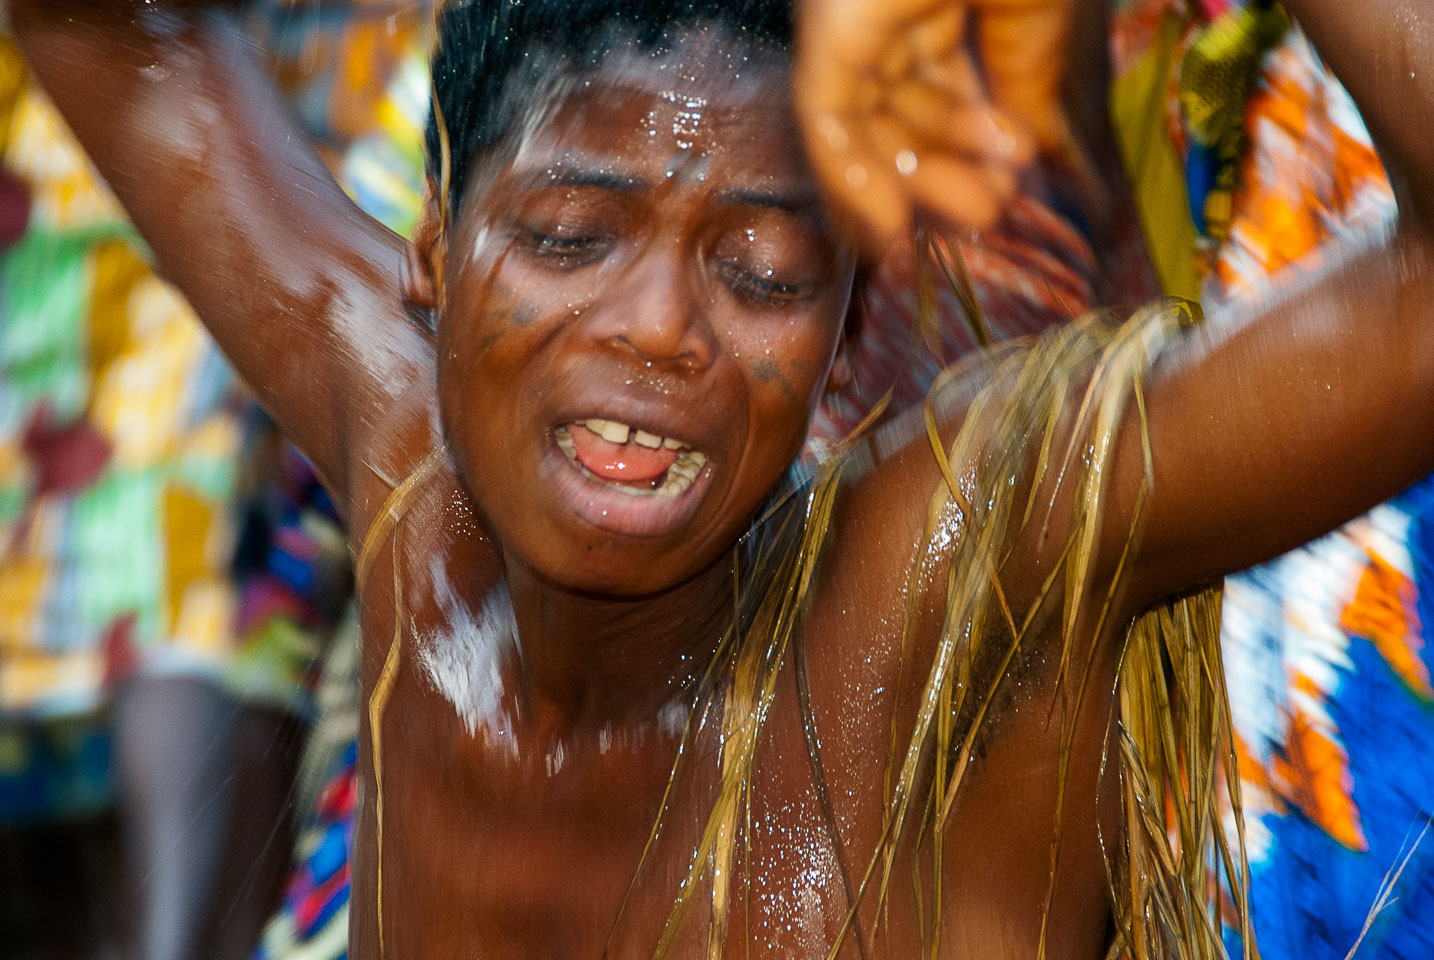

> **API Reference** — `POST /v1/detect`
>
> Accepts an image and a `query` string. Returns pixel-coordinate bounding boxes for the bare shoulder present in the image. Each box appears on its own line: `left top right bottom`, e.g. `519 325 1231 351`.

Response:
793 388 1120 957
798 382 992 764
804 347 1032 668
796 329 1128 785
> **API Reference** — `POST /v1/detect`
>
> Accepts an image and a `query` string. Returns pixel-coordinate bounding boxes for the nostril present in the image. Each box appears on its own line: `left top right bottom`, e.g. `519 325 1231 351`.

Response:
608 335 701 368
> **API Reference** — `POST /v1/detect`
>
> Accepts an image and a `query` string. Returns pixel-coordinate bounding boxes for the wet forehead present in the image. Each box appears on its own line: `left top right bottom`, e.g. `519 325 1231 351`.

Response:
501 36 807 196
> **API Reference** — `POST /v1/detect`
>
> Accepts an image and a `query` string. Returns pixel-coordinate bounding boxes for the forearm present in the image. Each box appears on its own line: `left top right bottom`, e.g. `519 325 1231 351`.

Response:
9 0 422 513
1123 0 1434 600
1131 233 1434 596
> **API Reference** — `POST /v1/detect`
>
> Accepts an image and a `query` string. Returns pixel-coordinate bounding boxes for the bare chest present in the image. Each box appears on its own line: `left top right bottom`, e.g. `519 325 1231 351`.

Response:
343 482 1103 959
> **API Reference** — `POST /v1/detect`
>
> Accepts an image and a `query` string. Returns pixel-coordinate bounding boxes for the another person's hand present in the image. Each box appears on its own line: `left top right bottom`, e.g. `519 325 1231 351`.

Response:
794 0 1075 253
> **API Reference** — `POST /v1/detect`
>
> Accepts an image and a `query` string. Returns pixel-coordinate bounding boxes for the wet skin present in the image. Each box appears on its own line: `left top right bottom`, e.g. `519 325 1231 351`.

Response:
13 1 1434 958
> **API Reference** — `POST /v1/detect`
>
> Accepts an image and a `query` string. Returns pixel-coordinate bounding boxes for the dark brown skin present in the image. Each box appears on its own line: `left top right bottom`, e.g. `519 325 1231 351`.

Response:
12 0 1434 957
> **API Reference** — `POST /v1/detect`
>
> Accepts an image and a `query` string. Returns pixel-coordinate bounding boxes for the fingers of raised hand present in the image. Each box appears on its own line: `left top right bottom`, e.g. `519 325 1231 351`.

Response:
796 0 1035 254
973 2 1075 150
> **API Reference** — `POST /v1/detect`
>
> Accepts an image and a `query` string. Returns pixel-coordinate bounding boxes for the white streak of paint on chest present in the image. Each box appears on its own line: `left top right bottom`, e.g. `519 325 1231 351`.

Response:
416 563 517 739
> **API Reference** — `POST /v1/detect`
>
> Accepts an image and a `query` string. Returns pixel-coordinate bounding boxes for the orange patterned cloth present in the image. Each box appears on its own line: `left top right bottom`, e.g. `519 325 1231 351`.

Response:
1208 31 1393 303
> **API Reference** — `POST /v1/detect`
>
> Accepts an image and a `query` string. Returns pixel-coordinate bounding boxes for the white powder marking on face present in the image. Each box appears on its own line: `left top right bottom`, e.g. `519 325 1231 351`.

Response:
416 564 517 739
468 224 491 265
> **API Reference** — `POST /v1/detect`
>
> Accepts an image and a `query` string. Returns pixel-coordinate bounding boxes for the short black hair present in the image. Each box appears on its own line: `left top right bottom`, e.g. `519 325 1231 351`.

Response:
426 0 794 211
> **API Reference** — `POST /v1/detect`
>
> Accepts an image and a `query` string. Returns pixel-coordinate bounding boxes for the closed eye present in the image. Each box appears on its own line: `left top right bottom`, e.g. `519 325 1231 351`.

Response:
518 227 613 268
717 259 812 305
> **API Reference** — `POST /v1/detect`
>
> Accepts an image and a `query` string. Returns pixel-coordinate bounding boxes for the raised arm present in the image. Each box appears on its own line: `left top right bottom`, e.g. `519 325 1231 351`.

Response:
796 0 1434 607
1125 0 1434 601
9 0 433 516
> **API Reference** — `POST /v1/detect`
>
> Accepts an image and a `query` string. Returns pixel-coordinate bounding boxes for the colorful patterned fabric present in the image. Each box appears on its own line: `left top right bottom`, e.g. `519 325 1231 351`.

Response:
1111 0 1285 299
0 40 245 724
228 421 349 718
1111 7 1434 958
1204 29 1395 304
251 0 436 237
0 24 351 819
1222 482 1434 959
255 741 357 960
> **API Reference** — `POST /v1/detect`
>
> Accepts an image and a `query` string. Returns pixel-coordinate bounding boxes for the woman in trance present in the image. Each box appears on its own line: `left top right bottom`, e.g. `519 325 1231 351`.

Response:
11 0 1434 957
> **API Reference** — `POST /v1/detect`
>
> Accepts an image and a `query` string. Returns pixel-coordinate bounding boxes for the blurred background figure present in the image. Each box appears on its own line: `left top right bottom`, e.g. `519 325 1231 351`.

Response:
0 31 292 960
0 0 388 952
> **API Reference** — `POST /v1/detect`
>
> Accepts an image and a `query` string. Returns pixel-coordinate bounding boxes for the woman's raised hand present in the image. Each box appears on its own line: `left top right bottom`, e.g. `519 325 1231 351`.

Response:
794 0 1076 252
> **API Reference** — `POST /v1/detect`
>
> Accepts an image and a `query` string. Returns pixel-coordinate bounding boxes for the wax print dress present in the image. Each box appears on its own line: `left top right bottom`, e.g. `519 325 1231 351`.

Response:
0 39 250 819
0 24 351 822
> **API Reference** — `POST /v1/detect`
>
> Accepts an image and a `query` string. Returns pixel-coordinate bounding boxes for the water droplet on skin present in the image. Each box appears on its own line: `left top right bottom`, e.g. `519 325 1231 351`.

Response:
845 163 868 188
895 149 918 176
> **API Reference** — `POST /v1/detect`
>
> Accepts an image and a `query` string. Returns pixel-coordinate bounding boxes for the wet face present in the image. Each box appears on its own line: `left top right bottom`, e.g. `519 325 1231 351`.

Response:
433 34 856 596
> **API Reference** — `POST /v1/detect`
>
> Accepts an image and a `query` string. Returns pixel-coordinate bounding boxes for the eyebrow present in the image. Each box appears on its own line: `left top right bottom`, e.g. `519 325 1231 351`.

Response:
714 186 821 215
519 163 648 193
514 163 820 217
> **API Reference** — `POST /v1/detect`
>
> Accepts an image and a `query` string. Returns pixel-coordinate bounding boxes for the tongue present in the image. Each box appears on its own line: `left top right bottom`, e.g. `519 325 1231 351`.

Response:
568 423 679 483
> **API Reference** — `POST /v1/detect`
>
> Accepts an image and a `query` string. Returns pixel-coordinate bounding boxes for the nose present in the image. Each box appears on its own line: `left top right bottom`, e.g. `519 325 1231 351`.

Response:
581 244 718 373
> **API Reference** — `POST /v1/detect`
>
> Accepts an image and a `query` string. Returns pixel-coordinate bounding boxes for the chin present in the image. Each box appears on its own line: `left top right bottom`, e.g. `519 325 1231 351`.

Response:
519 532 721 599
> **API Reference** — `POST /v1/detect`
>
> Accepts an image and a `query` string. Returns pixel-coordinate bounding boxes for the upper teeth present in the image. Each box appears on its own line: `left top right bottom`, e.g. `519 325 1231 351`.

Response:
583 418 687 450
587 418 629 444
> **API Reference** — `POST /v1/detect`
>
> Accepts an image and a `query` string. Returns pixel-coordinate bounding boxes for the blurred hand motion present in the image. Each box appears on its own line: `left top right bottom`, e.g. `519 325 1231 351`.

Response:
795 0 1076 251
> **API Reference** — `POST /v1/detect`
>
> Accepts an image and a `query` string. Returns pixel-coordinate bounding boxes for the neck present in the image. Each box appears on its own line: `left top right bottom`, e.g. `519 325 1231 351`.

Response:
501 553 735 733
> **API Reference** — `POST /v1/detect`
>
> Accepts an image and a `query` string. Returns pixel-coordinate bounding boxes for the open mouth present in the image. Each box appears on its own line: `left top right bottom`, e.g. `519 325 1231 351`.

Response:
553 419 708 497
